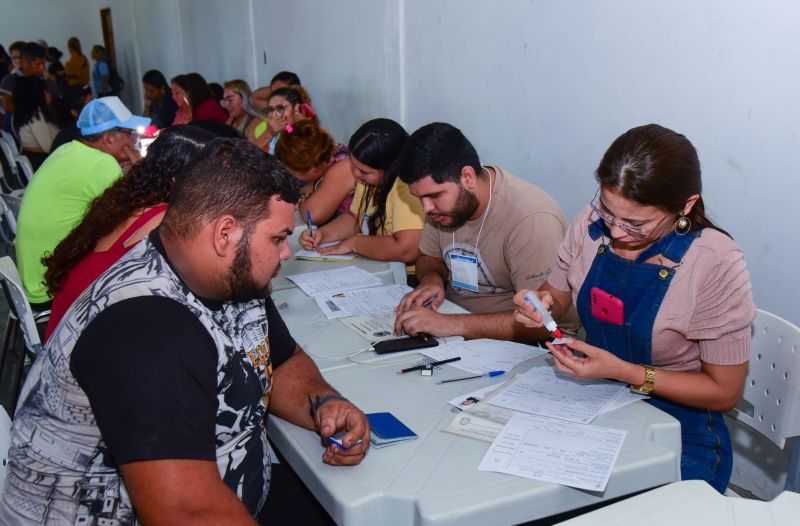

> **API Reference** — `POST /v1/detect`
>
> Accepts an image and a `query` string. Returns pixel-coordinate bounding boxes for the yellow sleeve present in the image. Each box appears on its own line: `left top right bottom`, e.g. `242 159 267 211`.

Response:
349 182 370 227
389 179 425 233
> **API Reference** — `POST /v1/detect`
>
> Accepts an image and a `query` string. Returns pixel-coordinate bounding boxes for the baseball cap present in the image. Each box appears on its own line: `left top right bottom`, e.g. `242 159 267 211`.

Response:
77 96 150 136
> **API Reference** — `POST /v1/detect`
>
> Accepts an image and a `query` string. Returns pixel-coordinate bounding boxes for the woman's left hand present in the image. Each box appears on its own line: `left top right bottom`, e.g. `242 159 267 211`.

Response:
546 339 629 382
318 236 356 255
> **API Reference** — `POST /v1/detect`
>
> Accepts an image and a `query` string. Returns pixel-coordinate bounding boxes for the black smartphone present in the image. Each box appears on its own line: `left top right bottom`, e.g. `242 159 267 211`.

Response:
372 334 439 355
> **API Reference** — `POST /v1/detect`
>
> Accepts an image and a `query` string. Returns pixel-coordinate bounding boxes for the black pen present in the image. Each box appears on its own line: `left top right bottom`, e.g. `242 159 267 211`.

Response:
397 356 461 374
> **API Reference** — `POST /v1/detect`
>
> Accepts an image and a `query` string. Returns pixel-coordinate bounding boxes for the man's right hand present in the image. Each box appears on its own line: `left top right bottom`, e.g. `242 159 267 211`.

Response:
395 280 445 313
299 228 324 250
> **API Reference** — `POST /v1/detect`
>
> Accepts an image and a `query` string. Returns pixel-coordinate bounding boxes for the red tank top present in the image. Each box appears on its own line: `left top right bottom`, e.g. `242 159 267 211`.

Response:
45 204 168 341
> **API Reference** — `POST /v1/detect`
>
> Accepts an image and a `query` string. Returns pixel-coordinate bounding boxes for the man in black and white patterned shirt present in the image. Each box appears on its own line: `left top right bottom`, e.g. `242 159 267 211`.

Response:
0 138 370 525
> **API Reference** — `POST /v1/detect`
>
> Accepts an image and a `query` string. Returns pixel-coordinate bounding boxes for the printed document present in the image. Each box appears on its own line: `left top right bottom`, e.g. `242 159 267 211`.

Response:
419 338 547 375
286 266 383 296
478 412 627 491
488 366 625 424
339 312 398 342
295 242 357 261
314 284 412 319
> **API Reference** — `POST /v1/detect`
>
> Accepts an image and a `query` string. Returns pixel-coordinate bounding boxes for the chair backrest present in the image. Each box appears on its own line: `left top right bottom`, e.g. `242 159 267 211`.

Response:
0 194 21 238
0 405 11 487
730 309 800 448
0 130 18 156
16 155 34 185
0 257 42 355
0 139 18 179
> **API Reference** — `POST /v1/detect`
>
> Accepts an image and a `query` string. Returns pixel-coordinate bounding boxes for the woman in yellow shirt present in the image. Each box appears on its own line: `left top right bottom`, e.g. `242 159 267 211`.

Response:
299 118 424 279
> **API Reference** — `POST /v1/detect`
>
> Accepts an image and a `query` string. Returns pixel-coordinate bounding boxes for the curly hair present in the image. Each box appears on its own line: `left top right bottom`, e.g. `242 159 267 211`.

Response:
42 125 216 294
273 119 334 173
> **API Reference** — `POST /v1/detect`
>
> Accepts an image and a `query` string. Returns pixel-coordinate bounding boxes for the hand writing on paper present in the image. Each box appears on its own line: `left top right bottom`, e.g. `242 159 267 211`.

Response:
512 289 553 328
316 399 370 466
299 228 324 250
394 307 453 337
395 282 444 314
318 237 356 255
546 339 628 382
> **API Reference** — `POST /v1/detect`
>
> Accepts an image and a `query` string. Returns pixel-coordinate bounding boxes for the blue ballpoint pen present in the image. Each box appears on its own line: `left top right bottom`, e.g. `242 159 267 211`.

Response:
437 370 506 384
306 210 314 233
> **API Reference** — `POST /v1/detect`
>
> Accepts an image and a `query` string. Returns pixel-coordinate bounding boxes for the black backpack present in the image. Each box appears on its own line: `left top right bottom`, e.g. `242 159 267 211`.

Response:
108 64 125 94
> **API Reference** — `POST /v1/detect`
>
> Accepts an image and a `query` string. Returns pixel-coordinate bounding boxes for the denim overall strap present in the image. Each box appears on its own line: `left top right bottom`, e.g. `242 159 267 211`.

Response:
577 221 732 493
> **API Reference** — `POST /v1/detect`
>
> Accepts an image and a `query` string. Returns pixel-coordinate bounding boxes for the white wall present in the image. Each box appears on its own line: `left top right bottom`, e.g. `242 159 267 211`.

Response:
5 0 799 324
0 0 104 76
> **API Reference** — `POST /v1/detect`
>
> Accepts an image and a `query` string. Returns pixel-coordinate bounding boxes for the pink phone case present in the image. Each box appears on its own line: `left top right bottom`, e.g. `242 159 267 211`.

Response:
590 287 625 325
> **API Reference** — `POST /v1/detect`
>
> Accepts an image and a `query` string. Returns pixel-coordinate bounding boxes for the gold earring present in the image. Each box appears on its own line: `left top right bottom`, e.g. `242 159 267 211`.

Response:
674 215 691 236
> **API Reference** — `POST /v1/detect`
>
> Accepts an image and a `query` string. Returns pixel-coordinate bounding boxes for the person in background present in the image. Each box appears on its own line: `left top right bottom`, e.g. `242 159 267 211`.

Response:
1 138 369 524
0 41 24 132
0 45 10 83
247 86 316 153
46 46 66 92
91 45 113 96
300 118 424 281
15 96 148 309
512 124 755 493
64 37 90 102
274 119 355 225
252 70 302 111
208 82 224 103
171 72 227 125
43 125 216 339
11 75 59 169
142 69 177 129
392 122 578 342
222 79 262 136
49 84 92 152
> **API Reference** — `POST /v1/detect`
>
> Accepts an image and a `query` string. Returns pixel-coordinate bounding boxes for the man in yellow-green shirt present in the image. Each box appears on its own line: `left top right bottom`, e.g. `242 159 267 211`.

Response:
16 96 148 308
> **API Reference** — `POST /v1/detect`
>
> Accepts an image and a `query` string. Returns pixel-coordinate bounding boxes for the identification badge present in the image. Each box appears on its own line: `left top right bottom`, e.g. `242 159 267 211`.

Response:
450 252 479 293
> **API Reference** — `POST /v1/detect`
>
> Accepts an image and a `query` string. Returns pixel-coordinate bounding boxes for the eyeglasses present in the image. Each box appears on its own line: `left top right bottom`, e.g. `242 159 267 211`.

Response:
265 104 289 118
112 128 134 137
589 189 671 239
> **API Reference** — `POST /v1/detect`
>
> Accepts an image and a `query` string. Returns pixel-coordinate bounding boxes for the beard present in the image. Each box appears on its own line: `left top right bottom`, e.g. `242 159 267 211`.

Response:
440 185 480 229
225 232 274 302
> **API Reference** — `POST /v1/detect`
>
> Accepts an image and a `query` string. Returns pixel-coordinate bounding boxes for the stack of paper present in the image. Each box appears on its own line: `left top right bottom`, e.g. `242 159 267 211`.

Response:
295 242 357 262
286 266 382 296
419 338 548 375
314 284 411 319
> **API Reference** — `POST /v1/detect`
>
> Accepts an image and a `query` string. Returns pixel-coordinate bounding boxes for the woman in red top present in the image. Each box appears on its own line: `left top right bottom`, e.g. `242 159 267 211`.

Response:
171 72 228 125
42 125 217 340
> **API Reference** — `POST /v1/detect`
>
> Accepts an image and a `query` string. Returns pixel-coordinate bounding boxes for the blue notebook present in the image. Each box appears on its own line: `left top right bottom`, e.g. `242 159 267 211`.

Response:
367 412 418 448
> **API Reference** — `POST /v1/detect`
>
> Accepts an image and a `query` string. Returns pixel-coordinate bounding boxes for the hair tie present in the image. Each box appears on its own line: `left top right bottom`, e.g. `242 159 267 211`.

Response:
298 102 317 118
285 124 294 134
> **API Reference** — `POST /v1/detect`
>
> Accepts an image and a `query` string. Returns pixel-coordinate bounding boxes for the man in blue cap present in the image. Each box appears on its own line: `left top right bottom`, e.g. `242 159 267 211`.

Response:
16 95 149 309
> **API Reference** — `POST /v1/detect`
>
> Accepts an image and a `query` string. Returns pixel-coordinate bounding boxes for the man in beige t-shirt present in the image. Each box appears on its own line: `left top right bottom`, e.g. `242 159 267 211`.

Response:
393 122 578 342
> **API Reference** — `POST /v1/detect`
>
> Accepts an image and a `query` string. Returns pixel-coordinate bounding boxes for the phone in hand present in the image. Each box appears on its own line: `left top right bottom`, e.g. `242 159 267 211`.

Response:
590 287 624 325
372 334 439 355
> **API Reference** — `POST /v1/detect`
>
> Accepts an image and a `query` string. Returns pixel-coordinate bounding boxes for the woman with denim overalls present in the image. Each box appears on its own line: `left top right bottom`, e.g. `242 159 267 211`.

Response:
513 124 755 493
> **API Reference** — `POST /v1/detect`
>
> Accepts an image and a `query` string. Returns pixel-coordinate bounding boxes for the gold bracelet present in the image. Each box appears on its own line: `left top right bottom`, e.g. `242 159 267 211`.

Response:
629 365 655 394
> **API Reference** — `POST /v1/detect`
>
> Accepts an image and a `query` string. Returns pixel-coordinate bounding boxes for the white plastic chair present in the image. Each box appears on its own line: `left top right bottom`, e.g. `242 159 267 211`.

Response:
15 156 34 185
0 131 18 156
0 139 20 187
0 257 43 357
727 309 800 497
0 406 11 488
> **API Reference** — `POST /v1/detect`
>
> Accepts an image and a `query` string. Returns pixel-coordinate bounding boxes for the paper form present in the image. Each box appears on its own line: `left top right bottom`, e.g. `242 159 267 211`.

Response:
295 242 357 261
313 284 412 319
488 366 625 424
338 312 398 342
418 338 548 375
286 266 383 296
447 382 507 410
478 412 627 492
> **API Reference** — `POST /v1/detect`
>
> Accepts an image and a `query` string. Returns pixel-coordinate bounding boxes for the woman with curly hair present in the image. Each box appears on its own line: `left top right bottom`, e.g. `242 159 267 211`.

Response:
274 119 355 225
42 125 216 340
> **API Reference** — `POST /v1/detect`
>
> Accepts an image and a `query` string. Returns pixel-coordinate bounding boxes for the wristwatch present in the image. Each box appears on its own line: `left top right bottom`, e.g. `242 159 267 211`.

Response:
629 365 655 394
308 392 349 419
